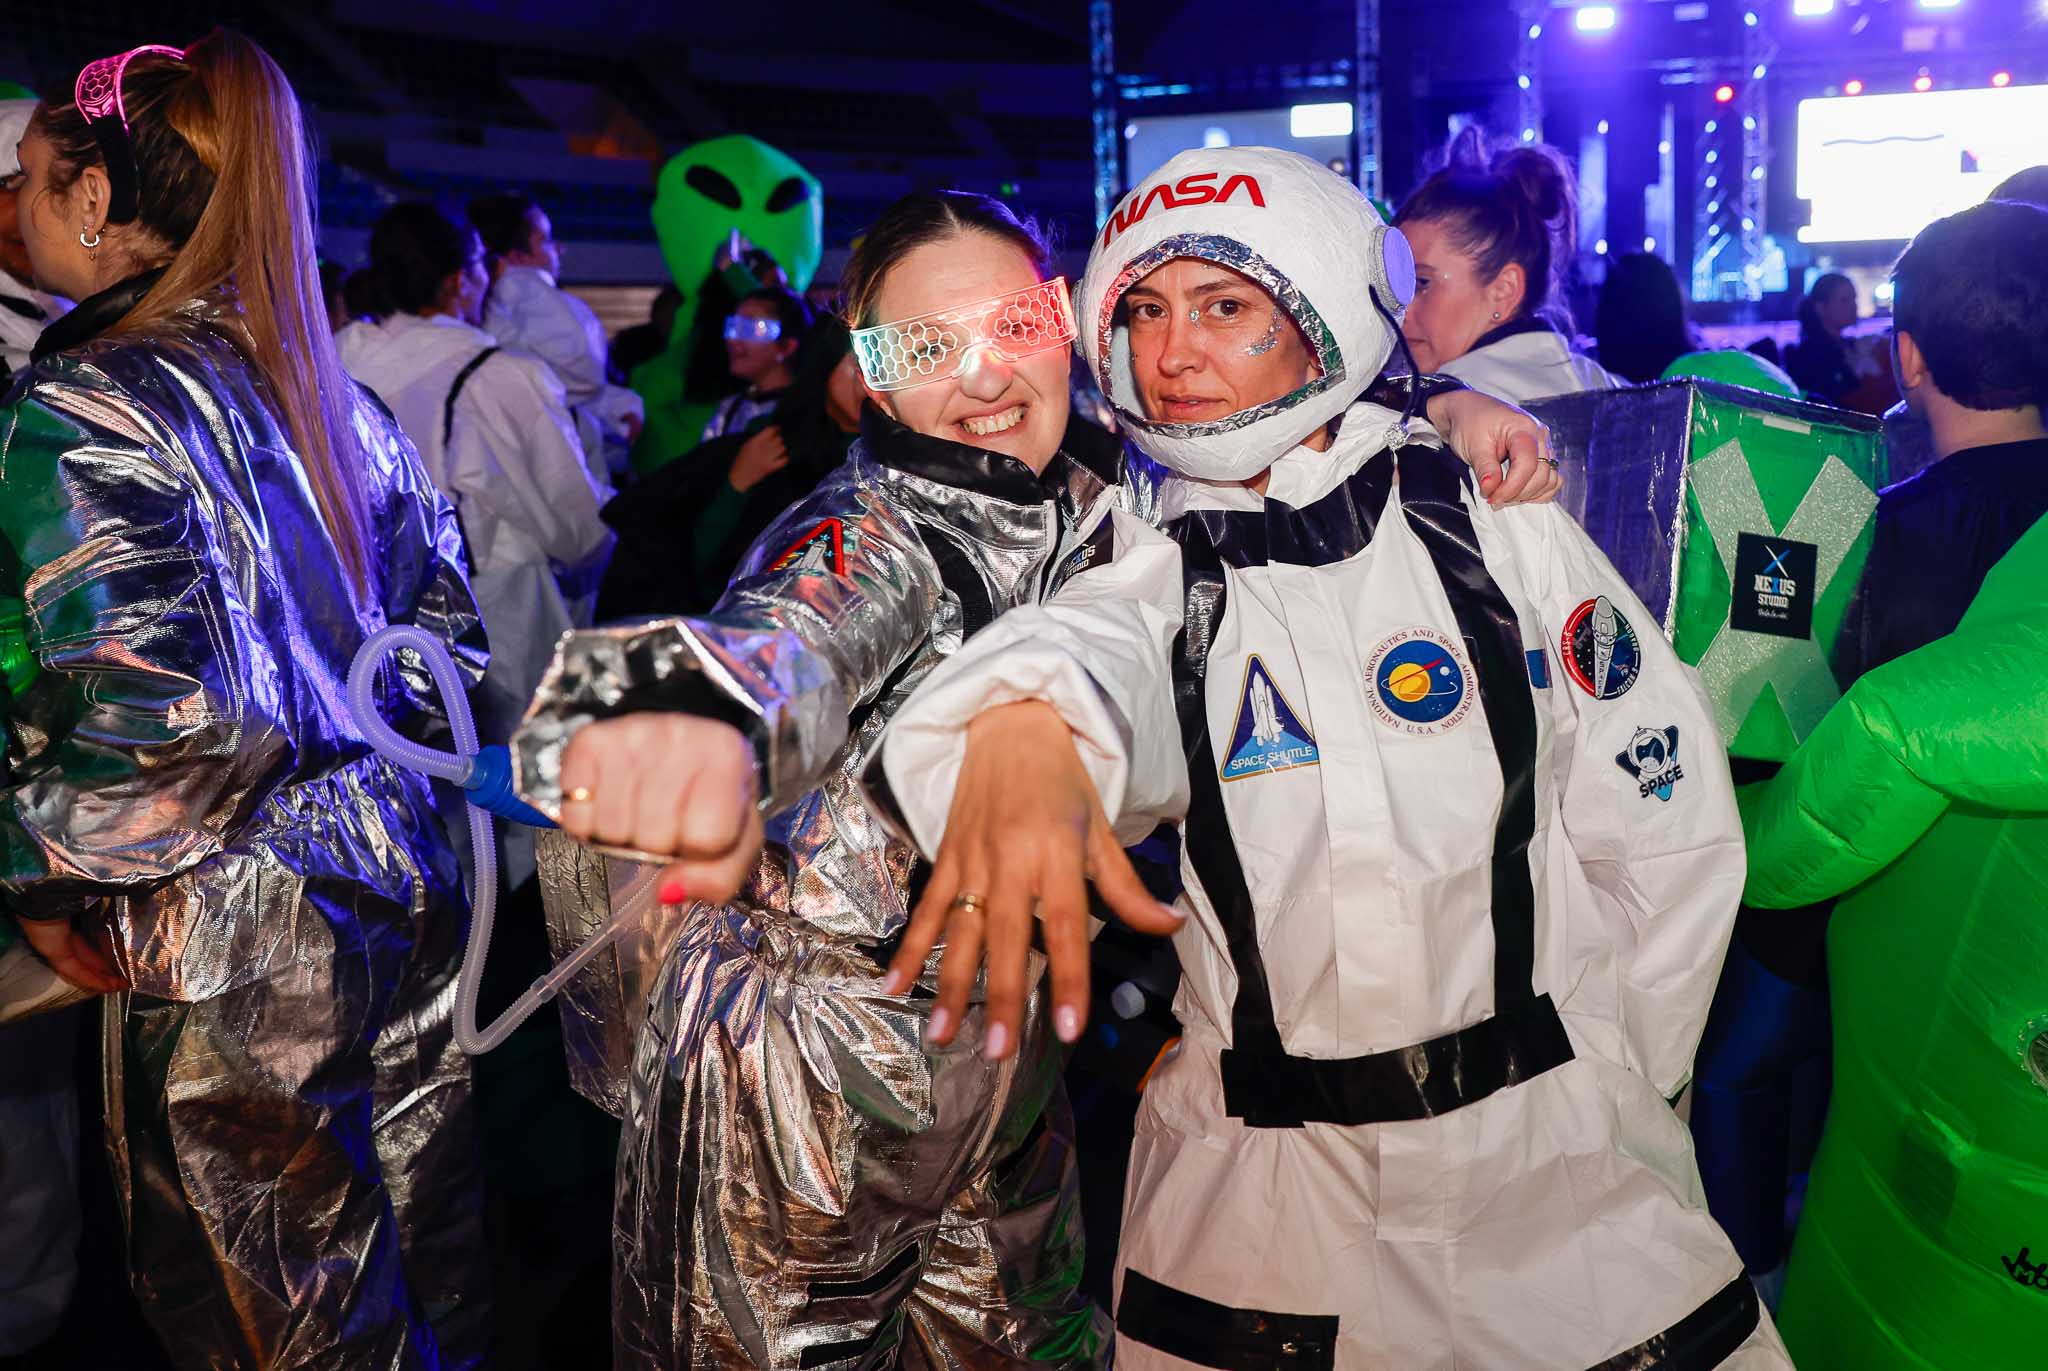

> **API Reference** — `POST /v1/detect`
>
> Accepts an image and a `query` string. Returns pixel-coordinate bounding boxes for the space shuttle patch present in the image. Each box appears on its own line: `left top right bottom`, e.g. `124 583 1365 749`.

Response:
769 518 847 576
1221 655 1320 781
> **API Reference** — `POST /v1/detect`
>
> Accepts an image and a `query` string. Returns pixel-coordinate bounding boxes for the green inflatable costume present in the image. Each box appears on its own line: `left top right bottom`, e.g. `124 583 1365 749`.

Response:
1661 349 1801 399
1738 513 2048 1370
630 135 822 474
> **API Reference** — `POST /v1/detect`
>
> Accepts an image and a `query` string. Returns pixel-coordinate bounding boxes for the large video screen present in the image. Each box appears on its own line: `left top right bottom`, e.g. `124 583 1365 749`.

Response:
1796 84 2048 243
1124 107 1352 188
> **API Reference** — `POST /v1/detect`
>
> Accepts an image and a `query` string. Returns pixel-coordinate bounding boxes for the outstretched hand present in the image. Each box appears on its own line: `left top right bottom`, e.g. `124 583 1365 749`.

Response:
1423 389 1562 507
556 713 765 907
883 701 1183 1060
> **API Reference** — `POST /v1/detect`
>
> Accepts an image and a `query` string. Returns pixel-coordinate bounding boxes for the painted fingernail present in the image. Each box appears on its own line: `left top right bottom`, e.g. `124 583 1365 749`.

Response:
659 878 688 906
1055 1005 1083 1043
926 1006 953 1043
881 970 906 996
983 1022 1011 1060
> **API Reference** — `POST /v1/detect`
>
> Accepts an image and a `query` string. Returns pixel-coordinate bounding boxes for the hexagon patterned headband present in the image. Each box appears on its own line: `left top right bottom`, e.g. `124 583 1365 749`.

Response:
74 44 186 224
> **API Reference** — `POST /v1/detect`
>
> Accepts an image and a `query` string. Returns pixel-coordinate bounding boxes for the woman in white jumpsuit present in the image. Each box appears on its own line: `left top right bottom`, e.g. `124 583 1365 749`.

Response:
339 203 613 753
874 147 1791 1369
1395 128 1619 405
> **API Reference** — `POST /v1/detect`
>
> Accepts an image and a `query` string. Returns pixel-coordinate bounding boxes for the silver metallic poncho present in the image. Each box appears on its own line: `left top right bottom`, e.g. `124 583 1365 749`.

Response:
1 279 493 1370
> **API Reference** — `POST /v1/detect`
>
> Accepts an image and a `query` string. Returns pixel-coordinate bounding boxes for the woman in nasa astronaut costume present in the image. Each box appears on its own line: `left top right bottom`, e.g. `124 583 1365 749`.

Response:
875 147 1793 1368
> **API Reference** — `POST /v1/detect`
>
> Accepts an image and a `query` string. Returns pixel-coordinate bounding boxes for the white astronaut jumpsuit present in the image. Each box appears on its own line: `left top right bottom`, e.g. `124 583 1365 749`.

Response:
482 264 644 483
879 148 1792 1369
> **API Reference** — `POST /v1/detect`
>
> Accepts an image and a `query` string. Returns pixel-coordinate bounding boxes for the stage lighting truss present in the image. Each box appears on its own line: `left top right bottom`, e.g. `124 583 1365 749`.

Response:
1516 0 1545 149
1691 11 1775 301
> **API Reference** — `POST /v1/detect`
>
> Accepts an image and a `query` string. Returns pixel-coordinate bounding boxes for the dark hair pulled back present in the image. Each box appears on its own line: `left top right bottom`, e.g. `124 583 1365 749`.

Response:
466 192 541 272
367 202 478 317
1396 126 1580 330
1797 272 1854 341
840 190 1052 328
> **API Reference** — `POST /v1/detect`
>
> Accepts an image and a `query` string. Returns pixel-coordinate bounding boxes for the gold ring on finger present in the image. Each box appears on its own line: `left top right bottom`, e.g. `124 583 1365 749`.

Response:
950 892 987 917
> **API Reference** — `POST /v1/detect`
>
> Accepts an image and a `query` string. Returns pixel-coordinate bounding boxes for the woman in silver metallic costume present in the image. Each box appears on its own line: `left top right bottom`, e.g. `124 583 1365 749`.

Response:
511 191 1552 1368
514 190 1147 1370
1 33 491 1369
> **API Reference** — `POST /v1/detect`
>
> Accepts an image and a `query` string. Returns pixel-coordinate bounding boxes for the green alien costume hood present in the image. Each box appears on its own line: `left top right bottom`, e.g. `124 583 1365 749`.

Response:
630 136 824 471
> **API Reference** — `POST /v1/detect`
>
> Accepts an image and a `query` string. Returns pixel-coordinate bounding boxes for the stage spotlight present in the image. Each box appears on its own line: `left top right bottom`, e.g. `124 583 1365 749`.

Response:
1289 102 1353 137
1659 139 1673 153
1597 119 1611 133
1643 236 1658 252
1523 127 1537 141
1742 216 1756 230
1914 74 1934 91
1706 149 1720 163
1575 5 1618 33
1708 223 1721 237
1744 10 1759 25
1992 71 2012 87
1916 0 1960 10
1793 0 1834 14
1715 84 1737 102
1706 174 1718 188
1744 115 1757 130
1844 78 1865 95
1708 200 1721 213
1518 74 1532 90
1595 237 1609 255
1705 119 1719 133
1753 63 1768 79
1529 22 1544 39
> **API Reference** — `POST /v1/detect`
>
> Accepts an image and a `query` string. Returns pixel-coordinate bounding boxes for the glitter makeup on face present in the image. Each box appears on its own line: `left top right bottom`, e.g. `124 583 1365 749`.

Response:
1097 233 1346 439
1244 308 1282 357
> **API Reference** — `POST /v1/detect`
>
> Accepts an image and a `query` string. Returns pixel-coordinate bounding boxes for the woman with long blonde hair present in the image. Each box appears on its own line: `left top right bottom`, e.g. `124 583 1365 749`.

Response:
1 31 491 1368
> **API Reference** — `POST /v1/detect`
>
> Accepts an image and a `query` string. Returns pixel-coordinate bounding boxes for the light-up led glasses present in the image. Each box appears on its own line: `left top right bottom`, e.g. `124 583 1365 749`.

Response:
724 314 784 343
851 277 1075 391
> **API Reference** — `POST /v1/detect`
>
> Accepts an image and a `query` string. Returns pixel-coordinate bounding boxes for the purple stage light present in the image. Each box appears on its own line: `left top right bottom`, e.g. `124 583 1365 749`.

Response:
1575 5 1618 34
1715 83 1737 102
1844 78 1865 94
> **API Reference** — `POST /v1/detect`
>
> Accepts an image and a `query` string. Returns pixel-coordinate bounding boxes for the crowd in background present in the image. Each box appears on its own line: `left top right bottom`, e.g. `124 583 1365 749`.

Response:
2 24 2046 1371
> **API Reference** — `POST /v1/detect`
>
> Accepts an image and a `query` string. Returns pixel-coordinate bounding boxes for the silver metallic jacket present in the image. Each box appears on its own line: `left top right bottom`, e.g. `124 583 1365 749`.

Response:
516 407 1140 983
0 282 493 1369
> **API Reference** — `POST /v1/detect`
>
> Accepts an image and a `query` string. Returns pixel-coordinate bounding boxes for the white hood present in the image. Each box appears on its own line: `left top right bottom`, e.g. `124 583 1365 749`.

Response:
0 100 36 179
1080 146 1416 481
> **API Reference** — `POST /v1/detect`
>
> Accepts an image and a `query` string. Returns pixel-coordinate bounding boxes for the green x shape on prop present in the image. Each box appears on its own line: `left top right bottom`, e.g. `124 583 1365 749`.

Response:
1687 436 1878 747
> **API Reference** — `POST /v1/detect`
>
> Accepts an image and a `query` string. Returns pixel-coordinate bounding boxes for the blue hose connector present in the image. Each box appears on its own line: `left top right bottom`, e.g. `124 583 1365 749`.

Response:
462 745 557 830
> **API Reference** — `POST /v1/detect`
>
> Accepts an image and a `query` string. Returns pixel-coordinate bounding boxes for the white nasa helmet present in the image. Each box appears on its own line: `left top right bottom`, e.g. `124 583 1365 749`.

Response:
1080 145 1416 482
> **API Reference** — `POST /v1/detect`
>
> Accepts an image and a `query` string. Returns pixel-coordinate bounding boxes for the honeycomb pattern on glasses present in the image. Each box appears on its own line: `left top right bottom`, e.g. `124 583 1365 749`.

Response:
853 278 1074 391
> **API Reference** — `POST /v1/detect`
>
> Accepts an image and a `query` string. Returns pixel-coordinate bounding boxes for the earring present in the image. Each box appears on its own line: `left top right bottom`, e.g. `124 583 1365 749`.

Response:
1491 311 1501 321
80 229 101 249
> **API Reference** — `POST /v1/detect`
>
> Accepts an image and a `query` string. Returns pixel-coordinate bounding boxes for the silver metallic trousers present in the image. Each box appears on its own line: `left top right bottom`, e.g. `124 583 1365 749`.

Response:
613 906 1110 1369
104 888 491 1370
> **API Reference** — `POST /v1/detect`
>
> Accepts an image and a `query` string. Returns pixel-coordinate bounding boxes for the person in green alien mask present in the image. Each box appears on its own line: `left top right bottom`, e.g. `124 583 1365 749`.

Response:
631 135 823 474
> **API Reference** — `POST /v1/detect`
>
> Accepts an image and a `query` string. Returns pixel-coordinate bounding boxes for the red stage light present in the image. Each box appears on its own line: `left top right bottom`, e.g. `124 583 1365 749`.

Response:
1843 78 1865 95
1992 71 2012 87
1714 83 1737 103
1914 74 1935 91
